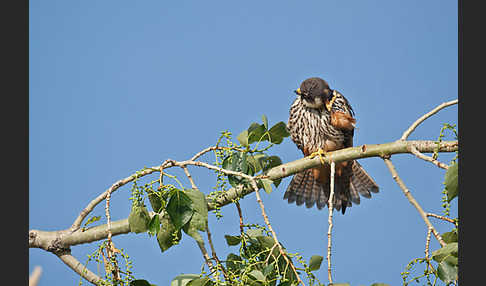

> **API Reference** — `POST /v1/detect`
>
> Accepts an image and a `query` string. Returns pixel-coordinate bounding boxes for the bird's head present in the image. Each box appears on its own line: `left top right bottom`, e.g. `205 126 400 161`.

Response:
294 77 334 110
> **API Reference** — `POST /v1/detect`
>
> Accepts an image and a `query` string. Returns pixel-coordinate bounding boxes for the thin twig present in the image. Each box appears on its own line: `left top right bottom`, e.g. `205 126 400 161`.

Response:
104 184 121 282
250 180 306 286
70 168 158 232
410 145 449 170
158 165 165 190
56 252 102 284
29 266 42 286
401 99 458 140
383 158 446 247
190 146 245 161
425 227 433 273
264 243 279 265
206 220 229 281
182 166 197 190
327 161 335 285
426 213 456 225
196 240 216 272
235 201 245 235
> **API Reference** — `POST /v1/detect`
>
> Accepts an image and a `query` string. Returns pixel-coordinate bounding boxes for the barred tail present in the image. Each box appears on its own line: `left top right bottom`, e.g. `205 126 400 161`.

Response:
348 161 379 205
283 168 350 213
283 161 379 214
284 169 324 209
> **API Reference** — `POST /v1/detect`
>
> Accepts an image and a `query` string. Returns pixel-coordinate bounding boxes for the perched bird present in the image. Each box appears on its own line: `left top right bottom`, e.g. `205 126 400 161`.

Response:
284 77 379 214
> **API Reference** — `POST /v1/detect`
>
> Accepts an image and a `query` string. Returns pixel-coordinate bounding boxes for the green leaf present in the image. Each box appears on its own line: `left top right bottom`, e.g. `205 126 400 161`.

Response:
256 235 276 249
431 242 459 283
226 253 243 273
268 122 290 144
184 188 208 231
262 115 268 130
182 213 205 243
231 151 239 171
170 274 201 286
442 229 458 243
224 235 242 246
444 162 458 202
148 191 163 213
237 130 249 147
166 191 194 230
128 204 151 234
261 178 273 194
308 255 324 271
130 279 156 286
262 155 282 171
247 154 266 173
187 277 214 286
147 214 161 236
241 152 249 175
248 123 268 144
176 188 208 243
370 284 391 286
248 270 266 282
157 213 182 252
222 152 243 187
262 263 275 277
432 242 458 263
261 155 283 187
246 228 263 239
437 259 458 284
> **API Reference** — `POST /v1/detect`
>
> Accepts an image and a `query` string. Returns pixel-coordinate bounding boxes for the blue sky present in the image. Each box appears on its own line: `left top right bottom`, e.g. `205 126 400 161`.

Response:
29 1 458 285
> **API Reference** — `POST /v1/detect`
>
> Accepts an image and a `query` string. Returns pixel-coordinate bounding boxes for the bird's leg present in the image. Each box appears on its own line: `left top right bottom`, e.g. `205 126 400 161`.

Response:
309 148 327 165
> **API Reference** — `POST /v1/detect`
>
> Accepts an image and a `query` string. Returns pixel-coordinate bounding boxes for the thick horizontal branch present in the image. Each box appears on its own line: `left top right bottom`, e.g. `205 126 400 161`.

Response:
29 139 457 249
209 139 457 210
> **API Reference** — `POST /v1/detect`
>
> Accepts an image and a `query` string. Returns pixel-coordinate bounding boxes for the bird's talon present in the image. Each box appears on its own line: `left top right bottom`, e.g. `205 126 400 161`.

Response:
309 149 327 165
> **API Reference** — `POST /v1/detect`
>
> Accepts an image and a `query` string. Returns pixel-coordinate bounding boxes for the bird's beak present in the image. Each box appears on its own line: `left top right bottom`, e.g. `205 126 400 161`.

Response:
294 88 301 95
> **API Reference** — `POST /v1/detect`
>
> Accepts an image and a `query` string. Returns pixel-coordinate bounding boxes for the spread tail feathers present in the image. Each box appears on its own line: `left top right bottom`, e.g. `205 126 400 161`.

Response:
350 161 379 200
283 161 378 214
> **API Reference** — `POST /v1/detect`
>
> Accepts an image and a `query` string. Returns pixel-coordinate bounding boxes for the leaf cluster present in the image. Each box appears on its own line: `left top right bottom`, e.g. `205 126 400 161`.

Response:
222 115 290 194
130 185 209 251
172 224 324 286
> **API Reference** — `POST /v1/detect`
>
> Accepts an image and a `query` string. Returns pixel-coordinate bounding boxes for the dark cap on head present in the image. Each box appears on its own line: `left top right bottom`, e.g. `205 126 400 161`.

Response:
295 77 333 101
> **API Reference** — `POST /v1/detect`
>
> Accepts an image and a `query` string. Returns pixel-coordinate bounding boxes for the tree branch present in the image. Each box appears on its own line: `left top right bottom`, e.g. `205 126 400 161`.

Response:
400 99 458 140
410 144 449 170
56 252 102 284
327 161 336 284
383 158 446 247
250 179 305 286
29 266 42 286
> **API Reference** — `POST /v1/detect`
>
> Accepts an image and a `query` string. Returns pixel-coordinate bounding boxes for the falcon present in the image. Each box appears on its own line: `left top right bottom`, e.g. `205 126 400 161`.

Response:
284 77 379 214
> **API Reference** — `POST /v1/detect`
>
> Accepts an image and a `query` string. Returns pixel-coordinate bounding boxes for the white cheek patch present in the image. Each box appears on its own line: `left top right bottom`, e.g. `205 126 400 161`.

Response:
302 97 324 109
